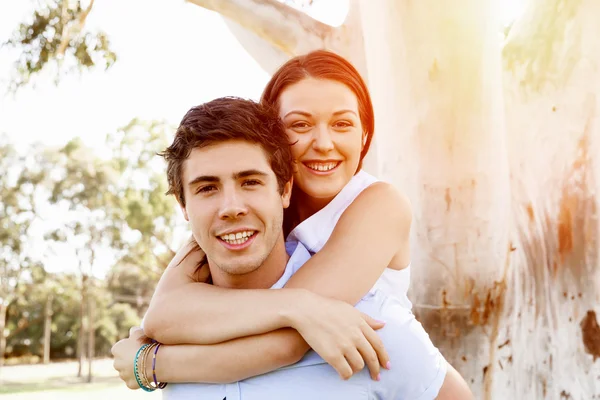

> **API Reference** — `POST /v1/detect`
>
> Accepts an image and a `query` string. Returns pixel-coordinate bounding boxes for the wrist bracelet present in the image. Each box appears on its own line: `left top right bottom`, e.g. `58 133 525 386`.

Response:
152 343 168 389
134 344 155 392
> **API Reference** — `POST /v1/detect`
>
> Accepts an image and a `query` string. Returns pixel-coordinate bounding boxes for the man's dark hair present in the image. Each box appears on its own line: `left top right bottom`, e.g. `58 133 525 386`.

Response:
160 97 294 206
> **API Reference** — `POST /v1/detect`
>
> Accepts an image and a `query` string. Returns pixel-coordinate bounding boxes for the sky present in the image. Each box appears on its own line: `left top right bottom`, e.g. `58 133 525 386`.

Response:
0 0 525 277
0 0 350 150
0 0 347 277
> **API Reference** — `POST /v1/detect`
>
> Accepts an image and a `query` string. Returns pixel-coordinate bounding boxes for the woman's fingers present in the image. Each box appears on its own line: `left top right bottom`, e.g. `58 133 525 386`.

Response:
344 346 366 375
355 334 381 380
362 321 390 370
328 353 354 380
361 311 386 331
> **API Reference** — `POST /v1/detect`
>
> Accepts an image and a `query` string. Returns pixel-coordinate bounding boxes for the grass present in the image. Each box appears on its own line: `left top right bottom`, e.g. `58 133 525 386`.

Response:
0 358 161 399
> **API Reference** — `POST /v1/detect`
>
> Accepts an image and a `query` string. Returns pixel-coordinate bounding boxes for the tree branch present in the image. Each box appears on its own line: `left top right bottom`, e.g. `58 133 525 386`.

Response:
57 0 96 57
187 0 340 56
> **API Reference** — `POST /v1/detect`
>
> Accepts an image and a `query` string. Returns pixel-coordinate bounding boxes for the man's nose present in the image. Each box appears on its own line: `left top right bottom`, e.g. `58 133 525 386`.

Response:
218 189 248 220
312 124 334 153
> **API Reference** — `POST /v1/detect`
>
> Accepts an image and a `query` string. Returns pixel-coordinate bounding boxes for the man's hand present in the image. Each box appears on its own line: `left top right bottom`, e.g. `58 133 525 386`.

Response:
286 290 390 381
111 327 151 390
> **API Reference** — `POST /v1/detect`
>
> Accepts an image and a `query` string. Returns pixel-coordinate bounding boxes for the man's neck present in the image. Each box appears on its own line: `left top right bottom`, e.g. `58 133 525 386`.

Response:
211 235 290 289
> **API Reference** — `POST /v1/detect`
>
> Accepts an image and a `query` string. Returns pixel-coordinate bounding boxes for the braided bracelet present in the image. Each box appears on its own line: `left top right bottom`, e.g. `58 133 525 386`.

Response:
152 343 168 389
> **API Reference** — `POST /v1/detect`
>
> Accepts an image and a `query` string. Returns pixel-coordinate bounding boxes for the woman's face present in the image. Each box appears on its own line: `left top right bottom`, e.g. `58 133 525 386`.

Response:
278 78 364 202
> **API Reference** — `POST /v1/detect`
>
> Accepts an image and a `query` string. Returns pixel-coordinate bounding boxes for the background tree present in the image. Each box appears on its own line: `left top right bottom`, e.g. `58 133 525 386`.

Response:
0 136 47 371
43 137 123 381
104 119 182 314
2 0 116 92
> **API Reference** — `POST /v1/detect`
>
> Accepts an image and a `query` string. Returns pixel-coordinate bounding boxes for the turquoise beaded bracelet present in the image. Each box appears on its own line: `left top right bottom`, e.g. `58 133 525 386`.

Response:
134 343 155 392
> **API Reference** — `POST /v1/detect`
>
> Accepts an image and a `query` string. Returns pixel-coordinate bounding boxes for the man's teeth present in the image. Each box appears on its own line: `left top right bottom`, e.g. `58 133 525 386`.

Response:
306 162 339 171
219 231 256 245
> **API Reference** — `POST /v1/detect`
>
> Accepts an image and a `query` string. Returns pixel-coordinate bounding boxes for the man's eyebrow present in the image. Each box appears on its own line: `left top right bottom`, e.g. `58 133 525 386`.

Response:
233 169 269 180
187 175 219 186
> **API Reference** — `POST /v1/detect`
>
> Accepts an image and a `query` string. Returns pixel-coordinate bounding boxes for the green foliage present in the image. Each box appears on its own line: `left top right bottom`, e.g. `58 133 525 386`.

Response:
0 136 47 308
6 272 141 359
3 0 116 92
1 118 183 362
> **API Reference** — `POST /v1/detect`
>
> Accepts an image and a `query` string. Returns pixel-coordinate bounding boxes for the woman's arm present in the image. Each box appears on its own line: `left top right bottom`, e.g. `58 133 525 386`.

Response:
283 182 411 303
142 182 409 380
144 238 305 345
113 327 309 387
145 182 410 341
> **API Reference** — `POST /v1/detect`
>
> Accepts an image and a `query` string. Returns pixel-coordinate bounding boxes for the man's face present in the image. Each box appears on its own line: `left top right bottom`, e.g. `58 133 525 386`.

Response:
180 140 292 278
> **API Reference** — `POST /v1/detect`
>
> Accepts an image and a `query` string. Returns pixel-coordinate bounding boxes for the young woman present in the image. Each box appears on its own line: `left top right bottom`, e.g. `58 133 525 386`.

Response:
128 50 414 382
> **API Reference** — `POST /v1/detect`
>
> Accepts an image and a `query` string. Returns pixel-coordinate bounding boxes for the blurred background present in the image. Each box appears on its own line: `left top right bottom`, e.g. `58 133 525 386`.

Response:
1 0 599 399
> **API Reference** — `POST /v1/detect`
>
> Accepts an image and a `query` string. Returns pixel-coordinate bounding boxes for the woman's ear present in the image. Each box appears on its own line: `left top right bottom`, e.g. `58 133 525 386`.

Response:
281 178 293 209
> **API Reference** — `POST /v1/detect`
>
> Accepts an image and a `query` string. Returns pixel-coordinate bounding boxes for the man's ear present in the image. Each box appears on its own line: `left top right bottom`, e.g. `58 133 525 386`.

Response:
178 198 190 221
281 178 293 209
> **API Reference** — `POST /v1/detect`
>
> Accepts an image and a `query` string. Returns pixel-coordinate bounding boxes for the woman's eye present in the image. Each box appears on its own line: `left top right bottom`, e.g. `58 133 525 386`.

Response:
291 121 310 129
334 120 353 128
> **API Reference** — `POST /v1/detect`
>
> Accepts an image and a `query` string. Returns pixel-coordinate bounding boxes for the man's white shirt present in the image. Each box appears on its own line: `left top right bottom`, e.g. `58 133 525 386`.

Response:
163 242 447 400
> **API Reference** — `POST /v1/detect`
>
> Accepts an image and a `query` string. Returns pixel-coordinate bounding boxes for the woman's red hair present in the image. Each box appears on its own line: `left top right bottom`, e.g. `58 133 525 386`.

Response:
260 50 375 171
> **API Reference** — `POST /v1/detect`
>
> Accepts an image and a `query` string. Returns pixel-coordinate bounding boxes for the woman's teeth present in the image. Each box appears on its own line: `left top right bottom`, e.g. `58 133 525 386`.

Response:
219 231 255 245
306 162 339 172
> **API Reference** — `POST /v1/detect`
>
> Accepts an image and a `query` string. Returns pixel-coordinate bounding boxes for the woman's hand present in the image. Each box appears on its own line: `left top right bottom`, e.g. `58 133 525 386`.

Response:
111 327 150 390
285 290 390 381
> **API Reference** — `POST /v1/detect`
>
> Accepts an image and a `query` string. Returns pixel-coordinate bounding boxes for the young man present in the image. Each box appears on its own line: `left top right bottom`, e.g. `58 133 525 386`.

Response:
112 97 473 399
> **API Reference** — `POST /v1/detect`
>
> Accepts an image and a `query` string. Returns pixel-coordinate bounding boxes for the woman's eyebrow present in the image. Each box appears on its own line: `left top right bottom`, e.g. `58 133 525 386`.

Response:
283 110 311 118
332 109 358 116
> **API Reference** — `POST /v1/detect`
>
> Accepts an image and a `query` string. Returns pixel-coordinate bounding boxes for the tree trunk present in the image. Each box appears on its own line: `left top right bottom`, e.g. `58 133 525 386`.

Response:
358 2 510 398
43 294 53 364
86 288 94 383
0 302 7 371
499 0 600 397
77 276 87 378
190 0 600 397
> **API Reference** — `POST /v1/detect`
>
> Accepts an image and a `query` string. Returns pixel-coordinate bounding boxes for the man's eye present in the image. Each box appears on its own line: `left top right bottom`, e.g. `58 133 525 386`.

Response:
196 185 216 194
242 179 261 187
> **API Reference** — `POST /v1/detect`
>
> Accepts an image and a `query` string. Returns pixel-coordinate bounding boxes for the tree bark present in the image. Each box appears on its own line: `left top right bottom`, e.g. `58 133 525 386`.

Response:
359 2 510 399
500 0 600 397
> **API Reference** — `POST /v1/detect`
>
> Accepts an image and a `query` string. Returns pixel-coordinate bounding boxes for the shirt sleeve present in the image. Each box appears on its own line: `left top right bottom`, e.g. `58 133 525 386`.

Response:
356 291 447 400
